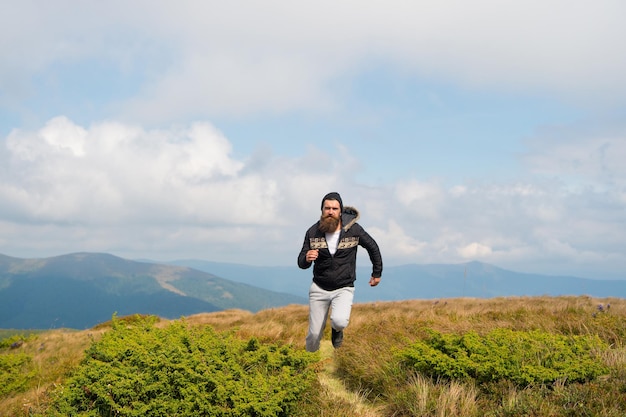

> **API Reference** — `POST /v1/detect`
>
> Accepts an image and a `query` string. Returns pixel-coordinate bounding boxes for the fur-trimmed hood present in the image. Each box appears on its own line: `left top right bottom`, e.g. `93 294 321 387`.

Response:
341 206 360 232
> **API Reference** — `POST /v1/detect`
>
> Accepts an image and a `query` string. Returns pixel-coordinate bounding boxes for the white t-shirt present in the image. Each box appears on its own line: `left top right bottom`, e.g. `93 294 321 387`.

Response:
325 230 340 255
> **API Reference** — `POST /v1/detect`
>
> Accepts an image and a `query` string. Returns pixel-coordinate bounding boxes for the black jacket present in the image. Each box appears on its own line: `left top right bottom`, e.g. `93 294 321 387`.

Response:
297 206 383 291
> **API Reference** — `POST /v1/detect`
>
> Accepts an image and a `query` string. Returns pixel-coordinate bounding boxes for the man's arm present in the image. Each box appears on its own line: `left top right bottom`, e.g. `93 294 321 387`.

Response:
358 226 383 279
297 230 313 269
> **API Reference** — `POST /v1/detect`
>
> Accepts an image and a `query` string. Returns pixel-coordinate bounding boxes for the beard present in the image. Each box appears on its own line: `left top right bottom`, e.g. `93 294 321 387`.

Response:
319 214 340 233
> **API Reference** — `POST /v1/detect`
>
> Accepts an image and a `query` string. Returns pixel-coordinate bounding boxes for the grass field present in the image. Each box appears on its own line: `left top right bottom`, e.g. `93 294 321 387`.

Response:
2 295 625 416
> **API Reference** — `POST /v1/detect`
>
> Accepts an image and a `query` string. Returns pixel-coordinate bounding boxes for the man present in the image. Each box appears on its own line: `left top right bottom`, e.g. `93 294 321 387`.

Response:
297 192 383 352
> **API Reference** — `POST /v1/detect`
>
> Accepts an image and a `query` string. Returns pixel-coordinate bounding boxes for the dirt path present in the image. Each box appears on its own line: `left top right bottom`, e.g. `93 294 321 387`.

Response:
317 341 385 417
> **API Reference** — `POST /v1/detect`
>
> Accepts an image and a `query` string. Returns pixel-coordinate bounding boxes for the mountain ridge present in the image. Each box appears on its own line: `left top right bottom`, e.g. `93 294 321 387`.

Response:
2 252 624 330
0 252 306 329
167 258 626 303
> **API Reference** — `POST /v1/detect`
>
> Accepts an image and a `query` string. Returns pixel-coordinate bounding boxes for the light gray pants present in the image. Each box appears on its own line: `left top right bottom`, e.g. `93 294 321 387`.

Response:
306 282 355 352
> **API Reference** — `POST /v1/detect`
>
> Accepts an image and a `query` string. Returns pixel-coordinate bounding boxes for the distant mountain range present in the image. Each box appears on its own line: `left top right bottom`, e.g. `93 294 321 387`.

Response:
1 252 623 330
167 259 626 303
0 253 305 329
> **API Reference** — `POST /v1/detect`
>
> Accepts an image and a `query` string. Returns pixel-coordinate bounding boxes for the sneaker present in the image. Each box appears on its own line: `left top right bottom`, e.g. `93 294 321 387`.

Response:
331 328 343 348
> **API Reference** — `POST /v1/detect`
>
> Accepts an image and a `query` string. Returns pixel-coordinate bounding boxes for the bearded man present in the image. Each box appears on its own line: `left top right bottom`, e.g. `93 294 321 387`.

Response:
297 192 383 352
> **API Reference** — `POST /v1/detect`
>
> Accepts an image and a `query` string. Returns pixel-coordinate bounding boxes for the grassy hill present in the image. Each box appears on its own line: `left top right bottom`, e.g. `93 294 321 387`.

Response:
0 253 306 329
2 295 625 416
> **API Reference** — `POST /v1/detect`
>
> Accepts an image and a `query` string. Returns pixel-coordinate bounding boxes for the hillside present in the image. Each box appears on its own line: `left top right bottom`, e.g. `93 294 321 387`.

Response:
1 296 625 416
0 253 305 329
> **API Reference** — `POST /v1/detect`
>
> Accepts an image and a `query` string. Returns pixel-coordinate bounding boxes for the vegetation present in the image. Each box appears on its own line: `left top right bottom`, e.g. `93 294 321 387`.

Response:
1 296 625 416
398 328 609 386
48 315 318 416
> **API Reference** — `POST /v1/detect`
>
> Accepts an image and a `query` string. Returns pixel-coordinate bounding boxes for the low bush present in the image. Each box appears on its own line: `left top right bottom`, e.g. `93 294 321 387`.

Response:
0 352 36 397
398 328 610 387
45 315 318 417
0 333 37 349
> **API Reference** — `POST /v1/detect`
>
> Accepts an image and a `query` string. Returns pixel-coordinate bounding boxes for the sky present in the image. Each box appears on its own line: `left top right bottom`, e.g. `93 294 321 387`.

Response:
1 1 625 280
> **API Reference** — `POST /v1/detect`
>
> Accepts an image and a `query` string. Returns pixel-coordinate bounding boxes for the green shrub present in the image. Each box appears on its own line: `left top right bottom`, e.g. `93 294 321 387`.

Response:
398 328 609 387
0 352 36 396
46 316 318 417
1 334 39 397
0 333 37 349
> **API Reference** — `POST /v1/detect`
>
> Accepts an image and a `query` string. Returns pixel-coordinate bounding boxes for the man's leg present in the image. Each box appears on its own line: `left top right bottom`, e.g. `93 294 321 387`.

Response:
329 287 355 347
306 282 331 352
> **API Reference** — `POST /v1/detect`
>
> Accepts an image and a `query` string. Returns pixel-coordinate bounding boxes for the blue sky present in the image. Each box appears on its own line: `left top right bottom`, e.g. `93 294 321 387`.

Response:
1 1 625 280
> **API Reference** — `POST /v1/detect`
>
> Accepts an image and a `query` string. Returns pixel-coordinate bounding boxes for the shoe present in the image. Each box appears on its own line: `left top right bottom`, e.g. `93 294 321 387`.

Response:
331 328 343 348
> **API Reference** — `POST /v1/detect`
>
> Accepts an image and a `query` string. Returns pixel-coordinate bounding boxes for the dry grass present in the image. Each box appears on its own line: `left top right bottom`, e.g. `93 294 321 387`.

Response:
181 308 254 329
0 328 107 416
601 347 626 368
391 373 479 417
349 296 626 341
186 304 311 347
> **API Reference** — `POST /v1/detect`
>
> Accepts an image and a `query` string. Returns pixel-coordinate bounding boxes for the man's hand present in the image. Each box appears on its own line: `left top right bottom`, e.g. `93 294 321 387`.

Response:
306 249 319 263
369 276 381 287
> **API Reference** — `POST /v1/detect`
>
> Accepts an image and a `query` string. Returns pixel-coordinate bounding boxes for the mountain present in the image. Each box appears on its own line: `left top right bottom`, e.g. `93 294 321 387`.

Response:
166 259 314 298
355 261 626 301
168 259 626 302
0 253 306 329
2 252 622 330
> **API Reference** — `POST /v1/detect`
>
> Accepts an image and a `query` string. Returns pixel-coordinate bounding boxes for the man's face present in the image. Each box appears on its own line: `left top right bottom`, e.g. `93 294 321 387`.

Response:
319 199 341 233
322 199 341 219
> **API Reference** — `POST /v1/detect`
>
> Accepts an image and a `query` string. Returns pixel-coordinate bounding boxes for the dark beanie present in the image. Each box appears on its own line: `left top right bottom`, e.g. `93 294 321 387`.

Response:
321 192 343 211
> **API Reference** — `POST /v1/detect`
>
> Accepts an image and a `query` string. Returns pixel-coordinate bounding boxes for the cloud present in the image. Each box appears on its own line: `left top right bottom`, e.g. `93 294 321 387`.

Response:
3 117 259 225
373 171 626 277
1 116 625 278
0 116 354 260
523 126 626 188
2 1 626 124
458 242 493 258
369 219 428 258
394 179 445 220
3 0 626 281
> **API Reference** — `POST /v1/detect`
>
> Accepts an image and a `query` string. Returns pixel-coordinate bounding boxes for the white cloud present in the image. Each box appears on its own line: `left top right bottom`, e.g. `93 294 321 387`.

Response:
0 117 359 261
40 117 87 157
1 116 625 278
523 130 626 187
369 219 427 259
2 117 258 225
2 1 626 122
383 173 625 277
458 242 493 259
394 179 445 220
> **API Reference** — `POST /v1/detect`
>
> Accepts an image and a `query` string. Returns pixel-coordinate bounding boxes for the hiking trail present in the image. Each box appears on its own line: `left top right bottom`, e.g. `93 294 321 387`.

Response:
317 341 385 417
